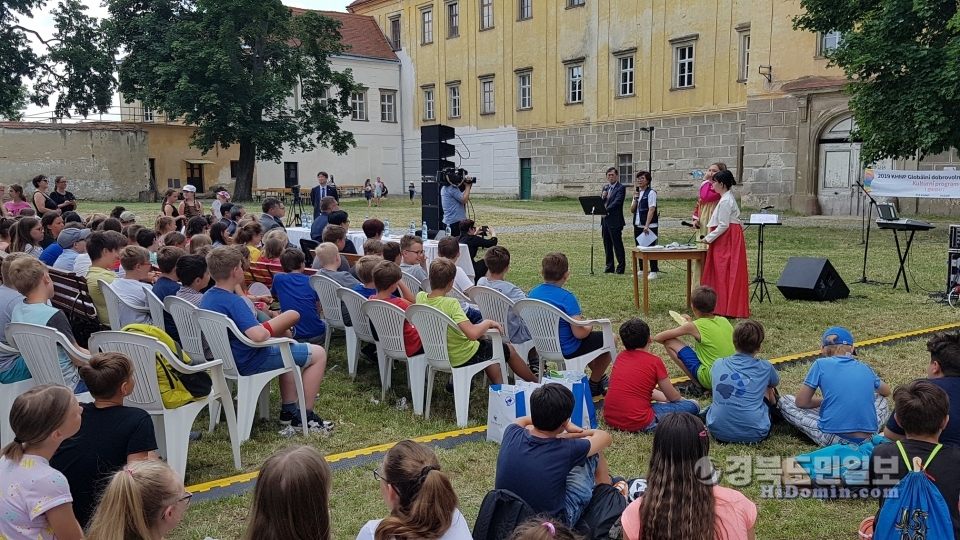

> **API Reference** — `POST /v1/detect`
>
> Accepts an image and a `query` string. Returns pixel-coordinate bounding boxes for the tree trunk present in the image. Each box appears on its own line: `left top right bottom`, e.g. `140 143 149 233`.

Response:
235 139 257 201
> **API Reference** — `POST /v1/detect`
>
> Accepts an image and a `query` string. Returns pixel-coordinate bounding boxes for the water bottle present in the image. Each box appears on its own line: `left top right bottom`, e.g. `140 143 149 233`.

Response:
302 212 310 227
409 220 416 236
445 225 451 237
384 218 391 237
422 221 428 241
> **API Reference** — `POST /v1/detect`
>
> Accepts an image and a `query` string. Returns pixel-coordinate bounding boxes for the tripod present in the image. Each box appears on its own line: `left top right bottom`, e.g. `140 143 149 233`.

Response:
286 188 307 227
855 180 888 285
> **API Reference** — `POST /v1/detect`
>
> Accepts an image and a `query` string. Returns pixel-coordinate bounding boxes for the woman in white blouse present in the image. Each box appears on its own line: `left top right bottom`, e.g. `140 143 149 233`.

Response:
700 169 750 318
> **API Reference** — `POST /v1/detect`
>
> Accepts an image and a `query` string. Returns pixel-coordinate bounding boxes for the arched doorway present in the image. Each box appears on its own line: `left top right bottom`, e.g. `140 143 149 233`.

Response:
816 115 891 215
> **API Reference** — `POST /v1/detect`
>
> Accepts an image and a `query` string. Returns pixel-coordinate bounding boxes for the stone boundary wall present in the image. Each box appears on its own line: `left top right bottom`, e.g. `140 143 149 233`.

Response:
740 97 800 210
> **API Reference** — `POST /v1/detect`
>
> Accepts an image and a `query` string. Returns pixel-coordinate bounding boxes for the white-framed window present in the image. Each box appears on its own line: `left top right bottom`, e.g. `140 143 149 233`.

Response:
674 43 695 89
618 56 634 96
517 72 531 110
618 154 633 180
380 92 396 122
447 2 459 37
738 33 751 82
351 91 367 120
480 0 493 29
142 107 154 122
448 85 460 118
421 8 433 44
518 0 531 20
318 88 329 107
567 65 583 103
820 30 842 55
423 87 435 120
568 0 584 7
389 16 401 50
480 78 495 114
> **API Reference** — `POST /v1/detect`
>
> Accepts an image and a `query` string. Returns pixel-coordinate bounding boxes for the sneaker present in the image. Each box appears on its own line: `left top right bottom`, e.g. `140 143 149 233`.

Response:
589 375 609 397
279 410 335 431
304 410 335 431
527 352 541 378
647 272 658 280
359 343 378 364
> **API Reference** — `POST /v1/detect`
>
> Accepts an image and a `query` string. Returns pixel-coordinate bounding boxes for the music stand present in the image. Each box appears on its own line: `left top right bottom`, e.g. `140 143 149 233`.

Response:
748 214 780 303
578 196 607 275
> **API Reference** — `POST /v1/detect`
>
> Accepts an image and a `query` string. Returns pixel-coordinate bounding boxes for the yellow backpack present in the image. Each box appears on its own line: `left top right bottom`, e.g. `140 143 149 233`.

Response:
122 323 211 408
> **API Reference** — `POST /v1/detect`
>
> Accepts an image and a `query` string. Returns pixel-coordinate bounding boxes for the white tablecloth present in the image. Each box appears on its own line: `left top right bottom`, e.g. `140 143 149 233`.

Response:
286 228 473 278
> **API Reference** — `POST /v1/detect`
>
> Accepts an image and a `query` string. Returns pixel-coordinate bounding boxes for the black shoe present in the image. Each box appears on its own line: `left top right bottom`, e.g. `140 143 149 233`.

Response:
527 352 541 379
604 266 615 274
615 266 625 275
280 409 335 431
359 343 378 364
589 374 609 397
189 431 202 442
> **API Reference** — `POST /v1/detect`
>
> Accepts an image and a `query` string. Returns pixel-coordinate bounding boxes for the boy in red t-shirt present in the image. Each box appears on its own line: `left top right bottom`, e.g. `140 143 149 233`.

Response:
603 318 699 432
371 260 423 357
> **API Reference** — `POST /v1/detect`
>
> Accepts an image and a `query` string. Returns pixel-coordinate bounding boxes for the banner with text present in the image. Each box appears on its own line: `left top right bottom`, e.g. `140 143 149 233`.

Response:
864 169 960 198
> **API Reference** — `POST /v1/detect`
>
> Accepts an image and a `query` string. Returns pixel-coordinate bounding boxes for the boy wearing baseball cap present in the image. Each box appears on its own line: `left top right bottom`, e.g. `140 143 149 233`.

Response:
778 326 892 446
53 226 91 272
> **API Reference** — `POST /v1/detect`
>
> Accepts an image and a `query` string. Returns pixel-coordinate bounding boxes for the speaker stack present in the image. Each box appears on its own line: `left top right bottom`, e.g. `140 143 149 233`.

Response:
421 125 456 231
776 257 849 301
946 225 960 294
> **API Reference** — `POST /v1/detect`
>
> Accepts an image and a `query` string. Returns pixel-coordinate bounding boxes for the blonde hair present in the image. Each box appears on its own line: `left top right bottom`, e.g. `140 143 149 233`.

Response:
245 446 332 540
374 441 458 540
0 252 31 285
155 215 176 236
188 234 212 254
86 460 181 540
263 228 289 246
207 245 243 281
261 235 286 261
119 245 151 271
316 242 340 267
822 344 855 357
354 256 381 284
7 255 47 296
0 384 75 462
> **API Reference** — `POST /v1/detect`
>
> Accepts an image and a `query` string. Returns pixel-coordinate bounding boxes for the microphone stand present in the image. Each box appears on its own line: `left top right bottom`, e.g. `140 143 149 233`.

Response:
855 180 887 285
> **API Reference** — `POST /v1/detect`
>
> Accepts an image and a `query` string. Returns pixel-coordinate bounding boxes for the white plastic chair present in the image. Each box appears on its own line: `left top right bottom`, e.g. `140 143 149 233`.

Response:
143 289 169 330
164 296 208 363
467 285 534 371
360 299 427 411
336 288 377 380
0 341 33 446
6 322 92 402
419 277 432 293
400 271 422 295
88 331 242 479
310 274 357 372
446 285 471 304
98 279 151 331
406 304 507 427
514 299 616 378
194 309 308 442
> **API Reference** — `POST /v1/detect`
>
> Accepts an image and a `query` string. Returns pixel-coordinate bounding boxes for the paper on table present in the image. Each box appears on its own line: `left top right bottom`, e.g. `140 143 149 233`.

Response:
636 231 658 247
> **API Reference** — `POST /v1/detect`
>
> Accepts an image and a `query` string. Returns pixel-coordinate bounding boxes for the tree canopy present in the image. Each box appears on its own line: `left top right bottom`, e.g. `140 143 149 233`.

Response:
107 0 360 200
0 0 115 120
794 0 960 164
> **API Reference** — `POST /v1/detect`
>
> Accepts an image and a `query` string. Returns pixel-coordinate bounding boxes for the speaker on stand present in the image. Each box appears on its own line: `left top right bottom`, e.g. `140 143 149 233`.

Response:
420 124 456 231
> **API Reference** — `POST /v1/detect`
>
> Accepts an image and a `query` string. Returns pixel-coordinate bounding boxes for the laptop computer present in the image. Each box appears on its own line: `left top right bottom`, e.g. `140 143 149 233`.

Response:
876 203 898 221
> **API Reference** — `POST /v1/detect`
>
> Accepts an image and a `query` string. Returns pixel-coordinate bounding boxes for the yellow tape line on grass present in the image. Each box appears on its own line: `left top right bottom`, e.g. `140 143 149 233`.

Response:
189 322 960 494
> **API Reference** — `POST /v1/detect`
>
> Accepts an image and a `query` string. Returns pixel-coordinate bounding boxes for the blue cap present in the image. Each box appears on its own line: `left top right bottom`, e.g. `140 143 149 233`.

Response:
822 326 854 347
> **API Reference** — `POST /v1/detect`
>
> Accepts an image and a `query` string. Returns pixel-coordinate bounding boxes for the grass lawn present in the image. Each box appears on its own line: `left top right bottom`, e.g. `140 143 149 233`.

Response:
91 195 959 539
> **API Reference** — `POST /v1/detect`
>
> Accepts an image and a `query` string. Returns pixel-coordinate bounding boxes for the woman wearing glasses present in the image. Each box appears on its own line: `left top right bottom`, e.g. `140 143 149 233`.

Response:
31 174 60 216
49 175 78 212
85 460 189 540
360 440 471 540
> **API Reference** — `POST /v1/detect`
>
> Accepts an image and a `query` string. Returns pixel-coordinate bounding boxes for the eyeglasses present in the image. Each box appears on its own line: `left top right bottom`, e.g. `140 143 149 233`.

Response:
373 466 386 483
404 249 424 255
175 491 193 505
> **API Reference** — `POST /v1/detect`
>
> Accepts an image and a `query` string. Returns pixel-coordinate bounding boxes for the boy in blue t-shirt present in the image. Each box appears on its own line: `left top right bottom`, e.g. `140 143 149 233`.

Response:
778 326 891 447
199 246 333 430
271 248 326 344
706 319 780 443
495 384 613 526
528 252 613 396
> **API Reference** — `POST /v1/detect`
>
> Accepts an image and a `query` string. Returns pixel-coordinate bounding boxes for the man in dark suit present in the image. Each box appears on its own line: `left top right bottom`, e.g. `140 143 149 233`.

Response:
601 167 626 274
311 171 339 218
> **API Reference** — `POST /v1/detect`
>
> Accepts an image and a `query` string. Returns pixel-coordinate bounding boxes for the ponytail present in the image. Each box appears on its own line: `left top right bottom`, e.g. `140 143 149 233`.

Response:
374 440 458 540
85 460 179 540
1 384 74 463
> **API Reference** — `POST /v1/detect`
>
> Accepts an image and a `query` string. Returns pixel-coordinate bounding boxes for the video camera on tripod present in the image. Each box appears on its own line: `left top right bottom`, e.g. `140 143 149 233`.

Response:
438 167 477 190
290 185 302 202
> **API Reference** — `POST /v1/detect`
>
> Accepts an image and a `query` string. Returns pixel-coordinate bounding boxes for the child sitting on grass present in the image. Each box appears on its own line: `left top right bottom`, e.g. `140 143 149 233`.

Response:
779 326 891 447
417 258 534 385
272 248 326 344
199 246 332 431
244 446 331 540
706 319 780 443
495 384 614 526
653 285 735 393
528 252 613 396
604 318 698 433
9 256 90 393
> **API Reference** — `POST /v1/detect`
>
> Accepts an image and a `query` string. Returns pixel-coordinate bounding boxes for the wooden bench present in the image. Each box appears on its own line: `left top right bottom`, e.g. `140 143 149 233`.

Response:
48 268 104 346
337 184 366 197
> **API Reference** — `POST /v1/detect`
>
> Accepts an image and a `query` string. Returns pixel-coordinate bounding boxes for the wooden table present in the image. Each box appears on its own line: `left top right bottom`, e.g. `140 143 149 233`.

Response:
632 247 707 314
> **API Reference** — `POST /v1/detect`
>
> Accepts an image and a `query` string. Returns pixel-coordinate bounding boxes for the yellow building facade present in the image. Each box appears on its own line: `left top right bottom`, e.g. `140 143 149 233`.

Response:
350 0 960 214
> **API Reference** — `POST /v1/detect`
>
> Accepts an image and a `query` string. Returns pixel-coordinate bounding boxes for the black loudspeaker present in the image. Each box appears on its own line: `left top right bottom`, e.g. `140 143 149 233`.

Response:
776 257 849 301
421 180 440 207
422 205 443 231
421 159 455 177
421 141 455 160
421 124 455 142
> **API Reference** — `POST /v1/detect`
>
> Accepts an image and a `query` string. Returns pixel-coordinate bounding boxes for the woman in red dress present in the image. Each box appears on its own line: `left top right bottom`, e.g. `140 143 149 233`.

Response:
700 169 750 318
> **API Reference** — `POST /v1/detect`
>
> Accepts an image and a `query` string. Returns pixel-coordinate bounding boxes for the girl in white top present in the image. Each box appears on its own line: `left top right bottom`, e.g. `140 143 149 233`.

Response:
0 384 84 540
357 440 471 540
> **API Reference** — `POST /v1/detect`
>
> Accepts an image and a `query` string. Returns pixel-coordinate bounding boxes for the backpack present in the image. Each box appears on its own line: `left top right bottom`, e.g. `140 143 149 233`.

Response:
472 489 536 540
123 323 212 408
573 483 628 540
873 441 953 540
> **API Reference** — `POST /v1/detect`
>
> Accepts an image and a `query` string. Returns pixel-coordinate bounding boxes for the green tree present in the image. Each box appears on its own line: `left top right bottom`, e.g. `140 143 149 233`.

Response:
107 0 359 200
0 0 115 120
794 0 960 164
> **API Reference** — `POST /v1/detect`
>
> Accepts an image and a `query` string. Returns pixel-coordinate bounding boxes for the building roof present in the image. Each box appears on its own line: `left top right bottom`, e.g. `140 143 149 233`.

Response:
288 7 398 62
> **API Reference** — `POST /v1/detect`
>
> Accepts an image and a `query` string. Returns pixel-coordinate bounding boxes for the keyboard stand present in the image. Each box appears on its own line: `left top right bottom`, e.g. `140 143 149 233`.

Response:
891 229 917 292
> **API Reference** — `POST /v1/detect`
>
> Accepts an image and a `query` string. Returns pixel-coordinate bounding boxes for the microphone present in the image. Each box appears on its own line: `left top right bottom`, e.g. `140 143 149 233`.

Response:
681 221 695 228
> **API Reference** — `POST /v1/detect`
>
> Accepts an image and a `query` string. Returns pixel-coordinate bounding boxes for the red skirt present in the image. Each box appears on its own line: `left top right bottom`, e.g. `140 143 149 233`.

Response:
701 224 750 318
